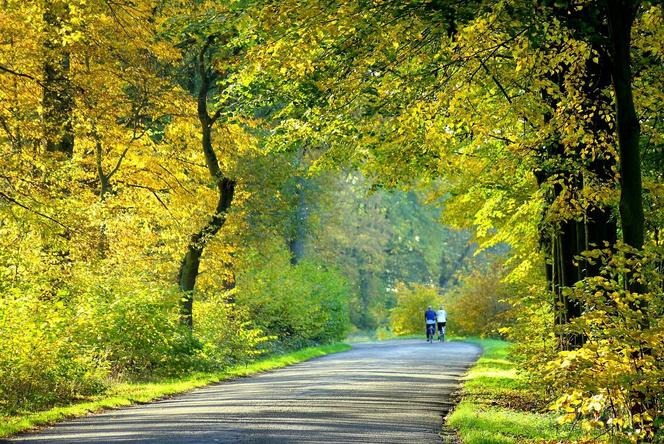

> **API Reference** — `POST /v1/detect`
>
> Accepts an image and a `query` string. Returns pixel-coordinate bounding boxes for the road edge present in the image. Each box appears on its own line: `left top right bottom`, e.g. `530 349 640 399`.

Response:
0 343 352 439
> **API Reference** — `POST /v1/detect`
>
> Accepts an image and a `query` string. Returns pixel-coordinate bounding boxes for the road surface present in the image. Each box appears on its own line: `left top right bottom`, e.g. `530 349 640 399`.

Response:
6 340 481 444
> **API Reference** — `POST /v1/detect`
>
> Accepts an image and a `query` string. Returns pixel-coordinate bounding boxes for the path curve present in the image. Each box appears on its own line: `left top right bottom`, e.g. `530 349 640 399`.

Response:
6 340 481 444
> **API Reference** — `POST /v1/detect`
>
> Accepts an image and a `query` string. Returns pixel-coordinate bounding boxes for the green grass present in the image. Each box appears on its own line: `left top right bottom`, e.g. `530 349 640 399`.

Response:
447 338 577 444
0 343 351 438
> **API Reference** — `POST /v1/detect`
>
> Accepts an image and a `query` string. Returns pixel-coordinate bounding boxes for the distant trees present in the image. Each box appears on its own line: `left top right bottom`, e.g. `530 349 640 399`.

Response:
389 284 440 336
312 174 478 331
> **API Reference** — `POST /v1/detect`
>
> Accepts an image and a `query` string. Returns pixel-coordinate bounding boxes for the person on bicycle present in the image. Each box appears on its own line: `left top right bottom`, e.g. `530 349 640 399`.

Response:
424 305 437 341
436 304 447 341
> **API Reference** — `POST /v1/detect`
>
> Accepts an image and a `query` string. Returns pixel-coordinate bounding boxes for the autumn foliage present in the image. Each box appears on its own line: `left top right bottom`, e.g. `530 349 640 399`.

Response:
1 0 663 440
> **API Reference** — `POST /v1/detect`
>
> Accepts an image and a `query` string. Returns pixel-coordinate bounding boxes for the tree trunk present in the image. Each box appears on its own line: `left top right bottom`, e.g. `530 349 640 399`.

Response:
43 0 74 158
178 177 235 327
358 266 372 330
438 241 472 289
178 40 236 328
534 28 621 348
552 219 585 348
606 0 644 250
606 2 651 417
537 159 618 348
288 176 308 265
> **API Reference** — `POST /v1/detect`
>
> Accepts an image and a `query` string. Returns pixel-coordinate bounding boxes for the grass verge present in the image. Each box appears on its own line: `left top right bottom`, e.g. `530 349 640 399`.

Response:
447 338 577 443
0 342 351 439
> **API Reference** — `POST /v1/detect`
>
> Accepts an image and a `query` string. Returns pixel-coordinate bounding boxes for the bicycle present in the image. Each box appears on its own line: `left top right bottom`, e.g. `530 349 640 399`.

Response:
437 324 446 342
426 323 436 343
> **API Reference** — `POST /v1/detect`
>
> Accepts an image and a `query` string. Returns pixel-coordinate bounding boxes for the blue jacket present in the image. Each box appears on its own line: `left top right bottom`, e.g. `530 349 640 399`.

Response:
425 309 437 322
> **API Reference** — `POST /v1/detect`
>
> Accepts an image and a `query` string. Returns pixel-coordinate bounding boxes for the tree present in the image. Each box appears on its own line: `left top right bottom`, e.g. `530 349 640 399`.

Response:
176 37 236 327
606 0 645 250
42 0 74 157
250 0 662 347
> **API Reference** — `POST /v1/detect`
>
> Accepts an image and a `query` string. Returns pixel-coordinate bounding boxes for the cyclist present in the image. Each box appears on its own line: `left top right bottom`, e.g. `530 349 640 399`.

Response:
436 304 447 342
424 305 437 342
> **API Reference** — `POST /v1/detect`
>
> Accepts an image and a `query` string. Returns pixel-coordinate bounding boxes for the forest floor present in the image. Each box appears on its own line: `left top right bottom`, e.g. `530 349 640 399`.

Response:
0 344 350 439
3 340 480 443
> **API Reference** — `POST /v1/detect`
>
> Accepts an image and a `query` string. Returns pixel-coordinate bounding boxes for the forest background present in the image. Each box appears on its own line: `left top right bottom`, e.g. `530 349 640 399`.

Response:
0 0 662 441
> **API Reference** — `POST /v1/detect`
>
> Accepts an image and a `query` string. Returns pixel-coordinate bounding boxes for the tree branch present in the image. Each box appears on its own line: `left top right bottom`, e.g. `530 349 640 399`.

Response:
107 146 131 180
0 191 71 235
0 64 42 86
210 107 225 125
480 60 512 104
197 39 213 126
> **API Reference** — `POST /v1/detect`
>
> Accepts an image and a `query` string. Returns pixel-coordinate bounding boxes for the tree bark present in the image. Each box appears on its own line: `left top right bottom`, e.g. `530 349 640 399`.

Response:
533 24 621 348
438 241 472 289
43 0 74 158
606 0 645 250
605 3 651 417
357 266 372 330
178 39 236 328
178 177 235 327
288 176 308 265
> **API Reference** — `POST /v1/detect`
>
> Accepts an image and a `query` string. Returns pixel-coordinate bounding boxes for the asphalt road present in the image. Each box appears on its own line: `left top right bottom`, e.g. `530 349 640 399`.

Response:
6 340 481 444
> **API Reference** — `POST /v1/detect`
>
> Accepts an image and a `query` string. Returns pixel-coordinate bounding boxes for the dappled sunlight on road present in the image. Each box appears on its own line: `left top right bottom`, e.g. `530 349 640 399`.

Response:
7 340 481 444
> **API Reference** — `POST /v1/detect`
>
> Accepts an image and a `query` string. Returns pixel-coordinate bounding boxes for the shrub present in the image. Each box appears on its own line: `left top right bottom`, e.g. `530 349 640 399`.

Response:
444 264 513 337
0 288 108 412
389 283 441 335
73 278 196 377
235 246 351 348
0 273 281 413
542 244 664 441
194 293 270 367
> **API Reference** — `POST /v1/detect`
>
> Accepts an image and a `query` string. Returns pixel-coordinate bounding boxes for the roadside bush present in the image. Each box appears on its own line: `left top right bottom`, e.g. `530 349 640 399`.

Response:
194 293 270 367
0 288 108 413
543 244 664 442
235 246 350 348
444 264 513 337
74 278 197 376
389 265 515 338
0 236 354 416
0 273 280 413
389 283 441 335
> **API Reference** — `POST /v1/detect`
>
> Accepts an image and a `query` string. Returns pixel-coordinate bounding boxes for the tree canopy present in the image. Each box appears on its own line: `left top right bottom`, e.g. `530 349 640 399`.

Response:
1 0 662 440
